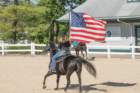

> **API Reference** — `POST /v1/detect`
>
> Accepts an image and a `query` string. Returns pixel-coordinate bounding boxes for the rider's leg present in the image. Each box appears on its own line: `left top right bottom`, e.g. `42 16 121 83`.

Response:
50 51 64 72
50 52 60 72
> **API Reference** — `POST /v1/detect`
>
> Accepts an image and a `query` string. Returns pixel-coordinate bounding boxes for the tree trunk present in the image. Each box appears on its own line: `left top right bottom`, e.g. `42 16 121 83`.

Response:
12 19 18 44
12 0 18 44
49 20 55 42
27 0 31 4
14 0 19 5
13 31 17 44
55 21 59 43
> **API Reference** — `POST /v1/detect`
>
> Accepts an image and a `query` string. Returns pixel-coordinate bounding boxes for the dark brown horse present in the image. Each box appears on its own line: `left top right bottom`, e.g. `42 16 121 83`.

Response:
74 42 87 59
42 41 96 93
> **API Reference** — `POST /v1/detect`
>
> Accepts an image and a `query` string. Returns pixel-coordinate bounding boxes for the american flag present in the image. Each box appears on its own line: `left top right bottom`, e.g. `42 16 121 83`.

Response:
70 11 107 43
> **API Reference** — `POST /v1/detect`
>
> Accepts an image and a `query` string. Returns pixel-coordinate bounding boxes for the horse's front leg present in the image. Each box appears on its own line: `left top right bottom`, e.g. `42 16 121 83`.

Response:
64 69 74 92
43 71 53 89
81 50 84 58
55 74 60 90
76 50 79 56
85 50 88 59
77 72 82 93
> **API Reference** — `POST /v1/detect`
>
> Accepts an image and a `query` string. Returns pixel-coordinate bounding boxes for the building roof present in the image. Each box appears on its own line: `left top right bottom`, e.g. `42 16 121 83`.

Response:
58 0 140 21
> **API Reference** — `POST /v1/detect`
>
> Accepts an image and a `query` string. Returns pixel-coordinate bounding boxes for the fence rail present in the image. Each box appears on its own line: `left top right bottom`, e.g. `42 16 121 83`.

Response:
87 45 140 59
0 43 46 56
0 43 140 59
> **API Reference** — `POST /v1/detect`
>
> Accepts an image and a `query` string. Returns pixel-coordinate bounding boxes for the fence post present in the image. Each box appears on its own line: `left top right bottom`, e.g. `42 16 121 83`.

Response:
131 45 135 59
31 43 35 56
2 42 4 56
86 46 89 57
107 45 111 59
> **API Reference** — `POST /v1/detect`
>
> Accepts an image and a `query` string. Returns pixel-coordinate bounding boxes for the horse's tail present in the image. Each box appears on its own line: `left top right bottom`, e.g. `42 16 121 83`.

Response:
80 58 96 78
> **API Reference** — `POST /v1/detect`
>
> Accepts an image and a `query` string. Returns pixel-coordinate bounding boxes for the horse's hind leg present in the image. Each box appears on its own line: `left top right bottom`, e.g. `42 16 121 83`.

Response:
76 66 82 93
75 48 80 56
81 50 84 58
85 50 88 59
55 75 60 90
85 47 88 59
76 50 79 56
64 69 74 92
43 71 53 89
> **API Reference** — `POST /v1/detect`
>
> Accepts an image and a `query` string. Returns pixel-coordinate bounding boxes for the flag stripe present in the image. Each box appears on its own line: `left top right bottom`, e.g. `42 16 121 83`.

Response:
70 29 106 36
86 27 106 31
71 38 96 43
71 36 104 42
84 20 105 26
85 22 105 27
71 32 105 38
71 27 106 34
71 34 105 41
84 17 95 20
70 39 90 43
86 24 105 29
70 12 106 43
97 20 107 24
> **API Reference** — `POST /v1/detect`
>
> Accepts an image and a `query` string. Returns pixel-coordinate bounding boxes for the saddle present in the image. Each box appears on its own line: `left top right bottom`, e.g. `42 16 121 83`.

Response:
56 54 70 74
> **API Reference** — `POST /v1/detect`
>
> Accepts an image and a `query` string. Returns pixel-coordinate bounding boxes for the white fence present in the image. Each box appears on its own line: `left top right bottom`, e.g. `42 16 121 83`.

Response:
87 45 140 59
0 43 46 56
0 43 140 59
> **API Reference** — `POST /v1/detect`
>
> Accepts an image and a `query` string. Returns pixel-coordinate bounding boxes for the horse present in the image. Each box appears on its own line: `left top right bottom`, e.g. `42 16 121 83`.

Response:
42 41 96 93
74 42 87 59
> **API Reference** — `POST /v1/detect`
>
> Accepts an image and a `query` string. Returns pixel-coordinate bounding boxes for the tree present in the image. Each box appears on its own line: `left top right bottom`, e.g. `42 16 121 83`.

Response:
0 0 86 43
38 0 86 42
0 4 47 43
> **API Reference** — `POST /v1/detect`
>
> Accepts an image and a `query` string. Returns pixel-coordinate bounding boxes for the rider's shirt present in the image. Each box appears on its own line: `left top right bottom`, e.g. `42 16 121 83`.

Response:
72 41 79 48
59 41 70 54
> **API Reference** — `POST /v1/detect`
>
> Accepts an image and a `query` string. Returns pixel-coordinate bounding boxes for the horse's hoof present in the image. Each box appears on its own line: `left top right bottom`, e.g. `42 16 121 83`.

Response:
54 88 58 90
43 86 46 89
64 88 67 92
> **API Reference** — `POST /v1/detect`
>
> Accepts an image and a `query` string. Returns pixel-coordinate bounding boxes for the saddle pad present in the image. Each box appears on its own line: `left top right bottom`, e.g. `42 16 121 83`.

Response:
56 54 70 74
56 60 66 74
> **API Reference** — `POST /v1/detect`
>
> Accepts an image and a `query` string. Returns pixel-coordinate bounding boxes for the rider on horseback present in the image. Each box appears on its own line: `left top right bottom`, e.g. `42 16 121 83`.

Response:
72 40 79 48
49 36 70 73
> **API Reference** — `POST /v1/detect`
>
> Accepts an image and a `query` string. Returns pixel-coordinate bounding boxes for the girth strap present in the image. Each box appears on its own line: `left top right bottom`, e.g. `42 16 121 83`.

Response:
56 54 70 74
56 60 66 74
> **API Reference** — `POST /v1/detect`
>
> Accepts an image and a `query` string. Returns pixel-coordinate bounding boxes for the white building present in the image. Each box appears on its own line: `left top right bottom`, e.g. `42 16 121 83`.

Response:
59 0 140 47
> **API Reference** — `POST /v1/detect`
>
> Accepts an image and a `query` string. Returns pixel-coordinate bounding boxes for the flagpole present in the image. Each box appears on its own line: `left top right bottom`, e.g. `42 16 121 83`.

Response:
69 11 71 41
68 1 73 41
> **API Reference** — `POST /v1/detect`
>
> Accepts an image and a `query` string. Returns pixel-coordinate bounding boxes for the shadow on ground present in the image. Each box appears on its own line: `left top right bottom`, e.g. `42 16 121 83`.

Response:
99 81 136 87
52 81 136 93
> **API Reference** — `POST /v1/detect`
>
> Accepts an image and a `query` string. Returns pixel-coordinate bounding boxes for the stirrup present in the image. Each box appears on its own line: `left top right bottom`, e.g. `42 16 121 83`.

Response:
48 70 56 73
52 70 56 73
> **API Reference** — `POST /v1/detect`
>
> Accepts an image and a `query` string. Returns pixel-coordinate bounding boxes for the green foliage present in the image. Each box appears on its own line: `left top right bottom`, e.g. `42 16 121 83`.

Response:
0 4 48 43
0 0 86 44
38 0 66 22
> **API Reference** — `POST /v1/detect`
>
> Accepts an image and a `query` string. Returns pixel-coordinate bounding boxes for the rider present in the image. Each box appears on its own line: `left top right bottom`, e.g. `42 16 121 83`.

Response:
49 35 70 73
72 40 79 48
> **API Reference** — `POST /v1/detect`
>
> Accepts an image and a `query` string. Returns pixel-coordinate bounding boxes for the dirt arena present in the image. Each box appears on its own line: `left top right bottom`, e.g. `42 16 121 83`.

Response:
0 55 140 93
